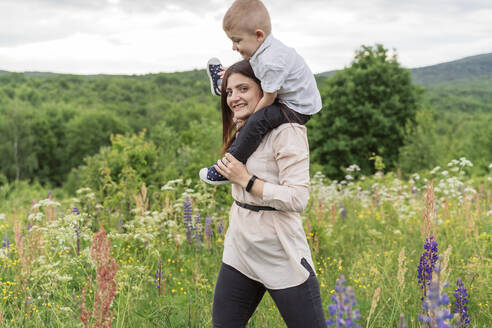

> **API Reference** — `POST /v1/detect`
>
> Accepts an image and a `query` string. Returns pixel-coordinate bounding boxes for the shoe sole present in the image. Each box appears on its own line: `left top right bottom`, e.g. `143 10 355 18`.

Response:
207 57 221 96
199 168 230 185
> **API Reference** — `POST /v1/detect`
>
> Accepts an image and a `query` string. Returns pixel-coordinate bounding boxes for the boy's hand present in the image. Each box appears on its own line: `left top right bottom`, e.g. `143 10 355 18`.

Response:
218 66 227 78
233 117 246 131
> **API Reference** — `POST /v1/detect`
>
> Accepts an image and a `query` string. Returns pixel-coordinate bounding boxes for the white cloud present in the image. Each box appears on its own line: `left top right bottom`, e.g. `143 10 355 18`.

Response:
0 0 490 74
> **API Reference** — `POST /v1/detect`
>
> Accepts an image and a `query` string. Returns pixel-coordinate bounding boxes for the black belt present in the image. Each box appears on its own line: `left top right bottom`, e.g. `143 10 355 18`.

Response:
235 200 277 212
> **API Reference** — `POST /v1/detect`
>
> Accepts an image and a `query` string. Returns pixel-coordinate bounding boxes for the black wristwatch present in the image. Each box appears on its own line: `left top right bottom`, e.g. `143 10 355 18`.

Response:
246 175 258 192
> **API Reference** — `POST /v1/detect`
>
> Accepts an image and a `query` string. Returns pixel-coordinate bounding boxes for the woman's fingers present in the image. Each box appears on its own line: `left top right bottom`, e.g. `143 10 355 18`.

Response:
216 159 229 177
224 153 238 163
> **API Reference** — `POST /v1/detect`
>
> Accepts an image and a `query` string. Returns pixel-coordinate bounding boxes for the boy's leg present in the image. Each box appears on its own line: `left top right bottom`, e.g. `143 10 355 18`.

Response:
227 104 310 163
199 104 310 184
212 263 266 328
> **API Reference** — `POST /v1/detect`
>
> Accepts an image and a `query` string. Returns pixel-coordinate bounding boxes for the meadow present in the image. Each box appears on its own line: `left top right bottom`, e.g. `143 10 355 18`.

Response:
0 158 490 327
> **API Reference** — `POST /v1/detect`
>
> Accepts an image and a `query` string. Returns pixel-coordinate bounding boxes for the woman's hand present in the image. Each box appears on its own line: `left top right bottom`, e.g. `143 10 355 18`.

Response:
215 153 251 188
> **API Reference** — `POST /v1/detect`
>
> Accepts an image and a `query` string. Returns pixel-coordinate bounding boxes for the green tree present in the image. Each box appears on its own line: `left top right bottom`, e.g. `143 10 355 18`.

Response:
309 44 422 178
0 100 37 181
66 131 164 219
398 108 443 173
30 103 78 185
63 110 129 173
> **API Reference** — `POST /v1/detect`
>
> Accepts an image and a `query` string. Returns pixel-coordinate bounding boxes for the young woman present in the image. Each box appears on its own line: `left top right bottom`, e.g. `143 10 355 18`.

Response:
211 60 326 327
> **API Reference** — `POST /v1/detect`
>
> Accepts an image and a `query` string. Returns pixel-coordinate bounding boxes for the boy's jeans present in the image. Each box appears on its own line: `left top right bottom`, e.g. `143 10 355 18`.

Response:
227 103 311 164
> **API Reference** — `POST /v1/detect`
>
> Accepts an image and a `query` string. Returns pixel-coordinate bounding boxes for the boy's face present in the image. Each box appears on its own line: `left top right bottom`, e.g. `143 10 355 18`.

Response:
225 28 265 60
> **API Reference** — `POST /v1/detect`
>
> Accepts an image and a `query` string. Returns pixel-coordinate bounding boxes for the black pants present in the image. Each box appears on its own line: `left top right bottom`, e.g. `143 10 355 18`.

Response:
212 260 326 328
227 104 311 163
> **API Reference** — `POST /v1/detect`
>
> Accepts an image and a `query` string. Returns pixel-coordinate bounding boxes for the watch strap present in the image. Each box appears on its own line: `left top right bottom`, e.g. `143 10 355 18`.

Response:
246 175 258 192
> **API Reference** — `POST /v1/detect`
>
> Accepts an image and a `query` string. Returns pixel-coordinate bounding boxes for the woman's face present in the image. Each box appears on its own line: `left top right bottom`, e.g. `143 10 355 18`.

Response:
225 73 262 120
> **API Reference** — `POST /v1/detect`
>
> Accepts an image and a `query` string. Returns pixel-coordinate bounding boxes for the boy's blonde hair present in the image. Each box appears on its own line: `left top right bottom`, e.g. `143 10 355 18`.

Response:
223 0 272 36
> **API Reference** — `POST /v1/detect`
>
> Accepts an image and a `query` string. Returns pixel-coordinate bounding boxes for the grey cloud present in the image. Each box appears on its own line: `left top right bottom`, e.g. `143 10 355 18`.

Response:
17 0 223 13
0 0 222 47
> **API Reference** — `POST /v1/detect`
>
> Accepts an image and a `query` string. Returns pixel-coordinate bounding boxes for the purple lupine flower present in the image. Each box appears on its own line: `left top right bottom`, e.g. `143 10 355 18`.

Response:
2 236 9 250
194 214 202 243
418 236 439 300
418 280 453 328
72 207 80 215
205 216 213 239
184 198 193 244
154 269 163 288
340 204 347 218
326 275 362 328
74 224 81 256
398 313 407 328
217 219 224 236
154 260 164 296
453 279 470 328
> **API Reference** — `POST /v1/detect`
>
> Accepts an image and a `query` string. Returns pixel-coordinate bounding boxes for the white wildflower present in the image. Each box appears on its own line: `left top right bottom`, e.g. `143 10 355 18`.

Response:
85 192 96 199
393 229 402 235
0 214 5 220
487 210 492 217
441 170 448 176
459 157 473 167
447 159 459 167
346 164 360 172
76 187 92 194
430 166 441 174
345 175 354 181
55 275 73 282
28 212 45 222
489 163 492 169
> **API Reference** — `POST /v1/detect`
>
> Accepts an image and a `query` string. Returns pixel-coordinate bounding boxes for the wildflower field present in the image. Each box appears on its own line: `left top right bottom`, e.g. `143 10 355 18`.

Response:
0 159 490 327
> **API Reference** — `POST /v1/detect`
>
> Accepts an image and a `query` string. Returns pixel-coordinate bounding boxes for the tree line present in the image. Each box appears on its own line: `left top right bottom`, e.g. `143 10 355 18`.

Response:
0 45 490 193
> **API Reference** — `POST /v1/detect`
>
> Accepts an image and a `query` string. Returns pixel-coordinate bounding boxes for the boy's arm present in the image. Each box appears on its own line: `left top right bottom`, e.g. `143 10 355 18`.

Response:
254 91 277 112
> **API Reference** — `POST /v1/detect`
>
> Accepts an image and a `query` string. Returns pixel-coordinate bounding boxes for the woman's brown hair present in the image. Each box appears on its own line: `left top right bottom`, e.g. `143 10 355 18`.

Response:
219 60 262 155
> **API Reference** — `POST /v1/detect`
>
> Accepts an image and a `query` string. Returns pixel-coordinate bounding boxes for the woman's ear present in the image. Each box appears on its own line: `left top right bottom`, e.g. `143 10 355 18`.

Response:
255 29 265 43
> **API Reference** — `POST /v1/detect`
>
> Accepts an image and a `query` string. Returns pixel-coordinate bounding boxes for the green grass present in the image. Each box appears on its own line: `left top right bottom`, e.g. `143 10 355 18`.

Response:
0 165 490 327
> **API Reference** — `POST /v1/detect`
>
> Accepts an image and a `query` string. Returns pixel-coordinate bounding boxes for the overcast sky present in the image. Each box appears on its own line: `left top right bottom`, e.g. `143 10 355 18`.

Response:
1 0 491 74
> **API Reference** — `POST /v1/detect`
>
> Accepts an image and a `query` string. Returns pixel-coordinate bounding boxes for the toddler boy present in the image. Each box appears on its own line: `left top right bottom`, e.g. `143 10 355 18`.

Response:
200 0 322 185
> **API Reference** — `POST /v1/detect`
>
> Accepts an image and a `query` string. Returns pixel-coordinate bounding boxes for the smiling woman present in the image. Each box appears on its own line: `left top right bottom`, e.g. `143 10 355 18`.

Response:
210 60 326 327
225 74 263 120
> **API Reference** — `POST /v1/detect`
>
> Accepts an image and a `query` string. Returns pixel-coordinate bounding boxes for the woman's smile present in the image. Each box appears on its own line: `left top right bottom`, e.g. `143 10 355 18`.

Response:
225 73 262 120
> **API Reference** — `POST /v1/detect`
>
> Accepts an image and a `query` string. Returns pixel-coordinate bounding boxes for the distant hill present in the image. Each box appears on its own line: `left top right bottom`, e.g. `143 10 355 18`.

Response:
318 52 492 86
423 74 492 113
411 53 492 85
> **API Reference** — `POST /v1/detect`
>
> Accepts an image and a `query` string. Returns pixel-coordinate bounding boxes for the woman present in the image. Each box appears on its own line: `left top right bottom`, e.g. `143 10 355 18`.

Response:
212 60 326 327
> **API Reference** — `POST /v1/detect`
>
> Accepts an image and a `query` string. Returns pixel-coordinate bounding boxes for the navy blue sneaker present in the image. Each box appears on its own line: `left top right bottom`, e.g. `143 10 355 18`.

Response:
199 165 230 185
207 57 222 96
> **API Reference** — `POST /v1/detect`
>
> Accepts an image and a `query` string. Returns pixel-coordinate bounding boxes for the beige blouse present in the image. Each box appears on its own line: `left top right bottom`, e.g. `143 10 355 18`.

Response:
222 123 316 289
